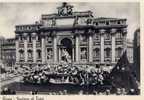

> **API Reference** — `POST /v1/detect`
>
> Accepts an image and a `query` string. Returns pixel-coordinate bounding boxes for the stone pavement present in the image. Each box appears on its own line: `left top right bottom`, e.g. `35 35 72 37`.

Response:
0 75 22 89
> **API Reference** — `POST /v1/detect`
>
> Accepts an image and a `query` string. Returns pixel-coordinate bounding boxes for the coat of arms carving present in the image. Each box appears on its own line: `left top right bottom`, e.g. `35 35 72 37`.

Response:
57 2 73 16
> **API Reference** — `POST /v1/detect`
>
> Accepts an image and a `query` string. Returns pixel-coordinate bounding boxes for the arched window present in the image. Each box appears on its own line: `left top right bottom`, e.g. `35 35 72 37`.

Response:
105 48 111 58
116 47 122 58
19 35 23 41
37 50 41 59
47 37 52 44
94 48 100 58
19 49 24 59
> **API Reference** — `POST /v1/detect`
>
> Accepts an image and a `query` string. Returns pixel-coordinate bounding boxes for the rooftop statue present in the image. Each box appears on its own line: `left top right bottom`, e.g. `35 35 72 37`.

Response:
57 2 73 16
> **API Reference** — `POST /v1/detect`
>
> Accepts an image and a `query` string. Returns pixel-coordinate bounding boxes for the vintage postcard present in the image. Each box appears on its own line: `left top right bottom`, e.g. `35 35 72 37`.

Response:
0 0 141 99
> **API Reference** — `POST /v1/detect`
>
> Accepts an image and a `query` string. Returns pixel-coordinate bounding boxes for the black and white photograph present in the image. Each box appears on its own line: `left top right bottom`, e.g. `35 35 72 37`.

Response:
0 2 140 95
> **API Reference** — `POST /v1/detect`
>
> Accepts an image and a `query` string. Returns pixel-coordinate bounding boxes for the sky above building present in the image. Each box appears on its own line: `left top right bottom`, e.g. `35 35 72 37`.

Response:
0 2 140 40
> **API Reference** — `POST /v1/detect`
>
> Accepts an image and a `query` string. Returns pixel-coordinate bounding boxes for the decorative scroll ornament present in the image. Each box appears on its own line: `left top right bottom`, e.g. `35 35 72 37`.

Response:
57 2 73 16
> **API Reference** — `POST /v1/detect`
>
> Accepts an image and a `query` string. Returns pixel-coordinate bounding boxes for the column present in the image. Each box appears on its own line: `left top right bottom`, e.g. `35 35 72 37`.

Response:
111 29 116 63
100 29 105 63
53 36 57 62
75 35 79 62
59 48 61 61
32 33 37 63
41 36 45 63
15 35 19 63
123 28 127 51
89 35 93 62
72 48 75 62
24 33 28 62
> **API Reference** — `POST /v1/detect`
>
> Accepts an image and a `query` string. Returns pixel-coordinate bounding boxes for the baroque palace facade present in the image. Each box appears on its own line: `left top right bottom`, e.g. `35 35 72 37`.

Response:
15 3 127 68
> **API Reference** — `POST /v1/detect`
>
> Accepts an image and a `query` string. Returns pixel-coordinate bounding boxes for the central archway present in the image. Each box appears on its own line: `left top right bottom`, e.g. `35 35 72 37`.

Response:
60 38 73 61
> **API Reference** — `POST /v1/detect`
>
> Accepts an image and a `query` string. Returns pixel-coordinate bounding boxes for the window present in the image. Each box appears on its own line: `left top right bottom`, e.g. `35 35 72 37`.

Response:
117 21 121 24
27 34 32 43
20 36 23 41
37 50 41 59
116 33 123 39
105 33 111 40
106 22 109 25
37 35 41 42
95 22 98 26
105 48 111 58
47 37 52 43
19 50 24 59
116 47 122 58
94 48 100 58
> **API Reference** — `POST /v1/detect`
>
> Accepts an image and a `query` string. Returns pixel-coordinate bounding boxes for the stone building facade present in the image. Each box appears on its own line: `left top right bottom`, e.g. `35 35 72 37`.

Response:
133 28 140 81
1 38 16 67
15 3 127 68
0 36 5 60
